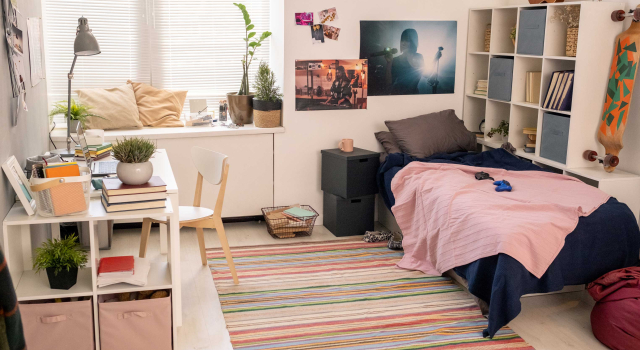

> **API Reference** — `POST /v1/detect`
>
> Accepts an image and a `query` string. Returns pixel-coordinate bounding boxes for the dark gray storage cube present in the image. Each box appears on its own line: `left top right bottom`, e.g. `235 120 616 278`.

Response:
517 9 546 56
323 193 375 237
540 112 570 164
321 148 380 198
488 57 514 102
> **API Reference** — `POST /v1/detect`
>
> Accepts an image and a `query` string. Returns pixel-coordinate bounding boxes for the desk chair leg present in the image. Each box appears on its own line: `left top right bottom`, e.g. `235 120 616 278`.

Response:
195 228 207 266
139 218 152 258
213 217 239 285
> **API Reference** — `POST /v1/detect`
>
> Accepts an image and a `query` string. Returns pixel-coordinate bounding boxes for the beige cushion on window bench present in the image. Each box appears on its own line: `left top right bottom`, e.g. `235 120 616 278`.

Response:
128 80 187 128
76 83 143 130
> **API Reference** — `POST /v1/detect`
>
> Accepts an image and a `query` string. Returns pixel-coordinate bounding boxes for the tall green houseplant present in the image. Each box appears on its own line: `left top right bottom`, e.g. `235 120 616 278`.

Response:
234 3 272 96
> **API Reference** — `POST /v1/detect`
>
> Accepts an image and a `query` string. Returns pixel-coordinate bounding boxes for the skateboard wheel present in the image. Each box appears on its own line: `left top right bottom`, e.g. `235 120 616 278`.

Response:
634 9 640 22
612 10 626 22
583 150 597 162
604 154 619 168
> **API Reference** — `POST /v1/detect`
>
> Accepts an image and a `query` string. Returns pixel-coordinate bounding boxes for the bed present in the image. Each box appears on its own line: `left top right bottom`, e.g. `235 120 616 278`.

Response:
377 148 640 338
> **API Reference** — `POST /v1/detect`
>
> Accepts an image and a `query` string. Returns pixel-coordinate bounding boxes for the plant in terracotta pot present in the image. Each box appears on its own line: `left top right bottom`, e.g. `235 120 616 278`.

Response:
252 62 283 128
228 3 272 126
33 234 88 290
48 98 103 129
112 137 156 185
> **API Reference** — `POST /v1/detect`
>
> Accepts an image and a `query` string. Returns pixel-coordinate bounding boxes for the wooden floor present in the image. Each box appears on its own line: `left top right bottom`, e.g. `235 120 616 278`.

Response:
106 221 607 350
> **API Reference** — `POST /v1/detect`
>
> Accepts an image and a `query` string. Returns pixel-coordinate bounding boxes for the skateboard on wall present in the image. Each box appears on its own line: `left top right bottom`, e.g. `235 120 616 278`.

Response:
585 6 640 172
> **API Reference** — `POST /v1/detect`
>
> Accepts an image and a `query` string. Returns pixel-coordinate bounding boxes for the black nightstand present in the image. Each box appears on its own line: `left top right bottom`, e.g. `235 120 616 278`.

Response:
321 148 380 237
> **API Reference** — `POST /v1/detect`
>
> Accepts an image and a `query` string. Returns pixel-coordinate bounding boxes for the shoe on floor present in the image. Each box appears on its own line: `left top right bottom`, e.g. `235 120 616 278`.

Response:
387 232 403 250
363 231 393 243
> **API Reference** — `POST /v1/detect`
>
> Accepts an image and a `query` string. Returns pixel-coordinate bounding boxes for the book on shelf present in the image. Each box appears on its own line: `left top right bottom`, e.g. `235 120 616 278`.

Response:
98 256 134 277
525 143 536 148
524 146 535 153
525 71 541 103
542 70 574 111
474 90 487 96
97 257 151 288
101 196 166 212
102 176 167 196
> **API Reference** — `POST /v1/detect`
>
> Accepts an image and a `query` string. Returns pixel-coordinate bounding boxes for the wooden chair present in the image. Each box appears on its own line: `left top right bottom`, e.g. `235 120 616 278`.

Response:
139 147 239 284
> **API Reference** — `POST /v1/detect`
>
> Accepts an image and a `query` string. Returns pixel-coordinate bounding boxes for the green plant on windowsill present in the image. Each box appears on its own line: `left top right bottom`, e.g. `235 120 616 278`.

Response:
487 120 509 139
48 98 104 127
253 61 283 103
112 137 157 164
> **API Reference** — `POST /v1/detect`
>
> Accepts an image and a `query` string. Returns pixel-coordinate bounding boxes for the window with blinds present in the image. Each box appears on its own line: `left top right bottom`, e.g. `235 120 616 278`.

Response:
43 0 271 122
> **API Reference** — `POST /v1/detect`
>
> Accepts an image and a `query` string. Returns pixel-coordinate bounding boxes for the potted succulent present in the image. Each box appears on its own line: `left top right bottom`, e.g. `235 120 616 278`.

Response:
252 62 283 128
33 235 88 290
48 98 103 129
487 120 509 142
112 137 157 185
227 3 272 126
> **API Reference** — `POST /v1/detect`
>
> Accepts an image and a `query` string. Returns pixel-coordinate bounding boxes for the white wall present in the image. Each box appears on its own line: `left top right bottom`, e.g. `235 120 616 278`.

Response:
505 0 640 175
0 0 50 245
275 0 506 223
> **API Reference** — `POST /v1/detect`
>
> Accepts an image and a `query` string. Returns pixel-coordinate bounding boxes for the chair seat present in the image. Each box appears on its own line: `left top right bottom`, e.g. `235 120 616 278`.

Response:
179 206 214 223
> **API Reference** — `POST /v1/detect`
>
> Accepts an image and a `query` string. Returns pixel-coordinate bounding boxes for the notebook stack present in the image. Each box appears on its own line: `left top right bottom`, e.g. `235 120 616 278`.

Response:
523 127 537 153
97 255 151 287
525 71 542 104
101 176 167 213
75 142 113 161
475 80 488 96
542 70 574 111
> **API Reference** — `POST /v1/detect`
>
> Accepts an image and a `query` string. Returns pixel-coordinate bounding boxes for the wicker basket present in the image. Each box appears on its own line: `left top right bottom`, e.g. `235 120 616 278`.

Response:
254 109 281 128
30 166 92 217
566 27 578 57
484 24 491 52
261 205 318 239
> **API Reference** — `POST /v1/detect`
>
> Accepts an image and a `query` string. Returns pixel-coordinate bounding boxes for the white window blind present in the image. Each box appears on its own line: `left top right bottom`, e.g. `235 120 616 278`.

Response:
43 0 271 122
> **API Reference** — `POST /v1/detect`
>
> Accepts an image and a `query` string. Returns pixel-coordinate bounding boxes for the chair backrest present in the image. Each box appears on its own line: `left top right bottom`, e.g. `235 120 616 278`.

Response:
191 147 228 185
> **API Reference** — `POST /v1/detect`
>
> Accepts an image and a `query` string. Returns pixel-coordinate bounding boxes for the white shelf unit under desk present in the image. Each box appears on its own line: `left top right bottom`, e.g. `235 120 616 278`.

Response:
2 149 182 350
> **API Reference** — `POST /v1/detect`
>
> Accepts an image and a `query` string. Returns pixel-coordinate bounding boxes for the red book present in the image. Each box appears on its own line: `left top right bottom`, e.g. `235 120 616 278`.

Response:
98 256 134 275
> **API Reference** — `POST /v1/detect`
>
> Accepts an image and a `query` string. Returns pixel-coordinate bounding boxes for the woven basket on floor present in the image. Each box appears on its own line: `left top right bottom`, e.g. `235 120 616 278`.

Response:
254 110 281 128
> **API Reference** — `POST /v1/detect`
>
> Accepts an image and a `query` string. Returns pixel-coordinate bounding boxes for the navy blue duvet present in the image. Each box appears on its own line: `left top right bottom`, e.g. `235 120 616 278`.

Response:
378 149 640 337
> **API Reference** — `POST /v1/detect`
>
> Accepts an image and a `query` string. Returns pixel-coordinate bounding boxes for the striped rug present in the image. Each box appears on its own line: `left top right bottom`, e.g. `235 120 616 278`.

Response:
208 238 533 350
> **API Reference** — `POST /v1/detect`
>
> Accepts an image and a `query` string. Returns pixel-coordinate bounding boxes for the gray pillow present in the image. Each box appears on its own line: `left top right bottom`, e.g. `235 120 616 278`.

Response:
385 109 476 158
374 131 403 154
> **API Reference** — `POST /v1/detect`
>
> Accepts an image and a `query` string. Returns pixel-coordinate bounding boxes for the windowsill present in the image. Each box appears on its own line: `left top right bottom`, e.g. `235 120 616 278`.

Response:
50 123 285 142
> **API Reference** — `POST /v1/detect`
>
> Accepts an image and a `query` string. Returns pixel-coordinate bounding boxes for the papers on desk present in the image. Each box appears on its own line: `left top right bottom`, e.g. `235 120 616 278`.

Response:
97 257 151 288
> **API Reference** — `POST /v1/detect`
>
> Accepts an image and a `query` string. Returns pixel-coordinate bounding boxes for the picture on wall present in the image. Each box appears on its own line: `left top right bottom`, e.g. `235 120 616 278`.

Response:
295 59 368 111
359 20 457 96
295 12 313 26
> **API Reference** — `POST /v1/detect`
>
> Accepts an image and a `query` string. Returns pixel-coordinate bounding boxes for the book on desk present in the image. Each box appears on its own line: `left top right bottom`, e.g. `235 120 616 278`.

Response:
101 176 167 212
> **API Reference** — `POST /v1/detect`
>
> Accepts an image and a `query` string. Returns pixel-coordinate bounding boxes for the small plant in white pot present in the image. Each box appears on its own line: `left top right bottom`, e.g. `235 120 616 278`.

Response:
253 61 283 128
112 137 156 185
33 234 88 290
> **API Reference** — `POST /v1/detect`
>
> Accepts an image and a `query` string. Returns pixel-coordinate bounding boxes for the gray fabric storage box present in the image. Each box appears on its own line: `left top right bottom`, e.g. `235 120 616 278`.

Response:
321 148 380 198
517 9 546 56
488 57 514 101
323 192 375 237
540 112 570 164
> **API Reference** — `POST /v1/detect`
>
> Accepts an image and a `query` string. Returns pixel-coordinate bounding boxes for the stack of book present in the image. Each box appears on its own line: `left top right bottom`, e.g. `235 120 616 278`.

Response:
542 70 574 111
75 142 112 161
101 176 167 213
97 255 151 287
525 71 542 104
475 80 488 96
523 127 537 153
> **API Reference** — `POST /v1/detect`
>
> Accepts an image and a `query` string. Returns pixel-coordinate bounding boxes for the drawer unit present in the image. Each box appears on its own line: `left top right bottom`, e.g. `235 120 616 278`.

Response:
488 57 515 102
540 112 570 164
321 148 380 198
21 299 95 350
323 193 375 237
517 8 547 56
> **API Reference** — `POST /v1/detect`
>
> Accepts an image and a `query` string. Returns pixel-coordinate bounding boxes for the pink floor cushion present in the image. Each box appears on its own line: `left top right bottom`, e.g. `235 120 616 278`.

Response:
588 267 640 350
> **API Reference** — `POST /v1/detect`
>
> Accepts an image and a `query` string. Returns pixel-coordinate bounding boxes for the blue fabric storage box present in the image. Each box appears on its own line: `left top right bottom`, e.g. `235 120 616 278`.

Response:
540 112 570 164
517 9 547 56
488 57 514 101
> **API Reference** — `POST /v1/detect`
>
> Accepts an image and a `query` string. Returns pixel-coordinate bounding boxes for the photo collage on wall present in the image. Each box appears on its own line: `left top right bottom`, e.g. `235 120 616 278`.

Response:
2 0 28 112
294 12 457 111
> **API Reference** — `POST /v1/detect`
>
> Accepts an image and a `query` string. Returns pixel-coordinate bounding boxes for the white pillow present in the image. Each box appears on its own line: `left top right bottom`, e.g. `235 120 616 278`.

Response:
76 83 143 130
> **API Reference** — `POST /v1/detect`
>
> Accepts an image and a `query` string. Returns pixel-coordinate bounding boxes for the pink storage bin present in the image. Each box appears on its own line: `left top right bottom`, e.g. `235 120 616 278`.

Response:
20 298 95 350
98 293 172 350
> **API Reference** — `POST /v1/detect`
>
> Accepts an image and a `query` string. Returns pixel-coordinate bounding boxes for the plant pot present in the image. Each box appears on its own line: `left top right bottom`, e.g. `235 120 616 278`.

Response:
116 161 153 185
69 120 81 133
227 92 255 125
46 267 78 290
253 99 282 128
566 27 578 57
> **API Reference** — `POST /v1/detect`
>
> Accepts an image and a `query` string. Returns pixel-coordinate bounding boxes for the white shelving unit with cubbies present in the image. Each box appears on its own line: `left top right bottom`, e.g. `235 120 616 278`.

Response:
463 1 640 222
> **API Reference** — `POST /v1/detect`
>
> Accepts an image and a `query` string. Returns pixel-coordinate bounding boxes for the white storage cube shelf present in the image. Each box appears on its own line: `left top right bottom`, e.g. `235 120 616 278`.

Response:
463 1 640 222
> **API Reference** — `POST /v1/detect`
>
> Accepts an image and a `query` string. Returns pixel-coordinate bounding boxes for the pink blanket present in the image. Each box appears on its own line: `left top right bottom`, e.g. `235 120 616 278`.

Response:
391 163 610 278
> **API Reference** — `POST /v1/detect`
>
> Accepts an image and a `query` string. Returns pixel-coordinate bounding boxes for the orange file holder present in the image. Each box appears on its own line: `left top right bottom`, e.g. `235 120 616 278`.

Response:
30 166 92 217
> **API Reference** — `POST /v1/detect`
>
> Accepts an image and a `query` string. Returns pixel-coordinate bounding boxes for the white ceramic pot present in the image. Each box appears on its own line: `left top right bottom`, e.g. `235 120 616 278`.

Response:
116 162 153 185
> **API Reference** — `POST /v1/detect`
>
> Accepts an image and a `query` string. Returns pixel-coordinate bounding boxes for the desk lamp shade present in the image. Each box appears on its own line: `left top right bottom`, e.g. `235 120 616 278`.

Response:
74 17 100 56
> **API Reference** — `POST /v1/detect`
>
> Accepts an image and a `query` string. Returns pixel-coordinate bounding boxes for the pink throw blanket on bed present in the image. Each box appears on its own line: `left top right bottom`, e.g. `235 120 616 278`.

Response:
391 163 610 279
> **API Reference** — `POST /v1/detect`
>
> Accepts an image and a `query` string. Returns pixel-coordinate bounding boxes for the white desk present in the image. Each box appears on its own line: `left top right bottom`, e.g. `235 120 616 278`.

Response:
2 149 182 349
